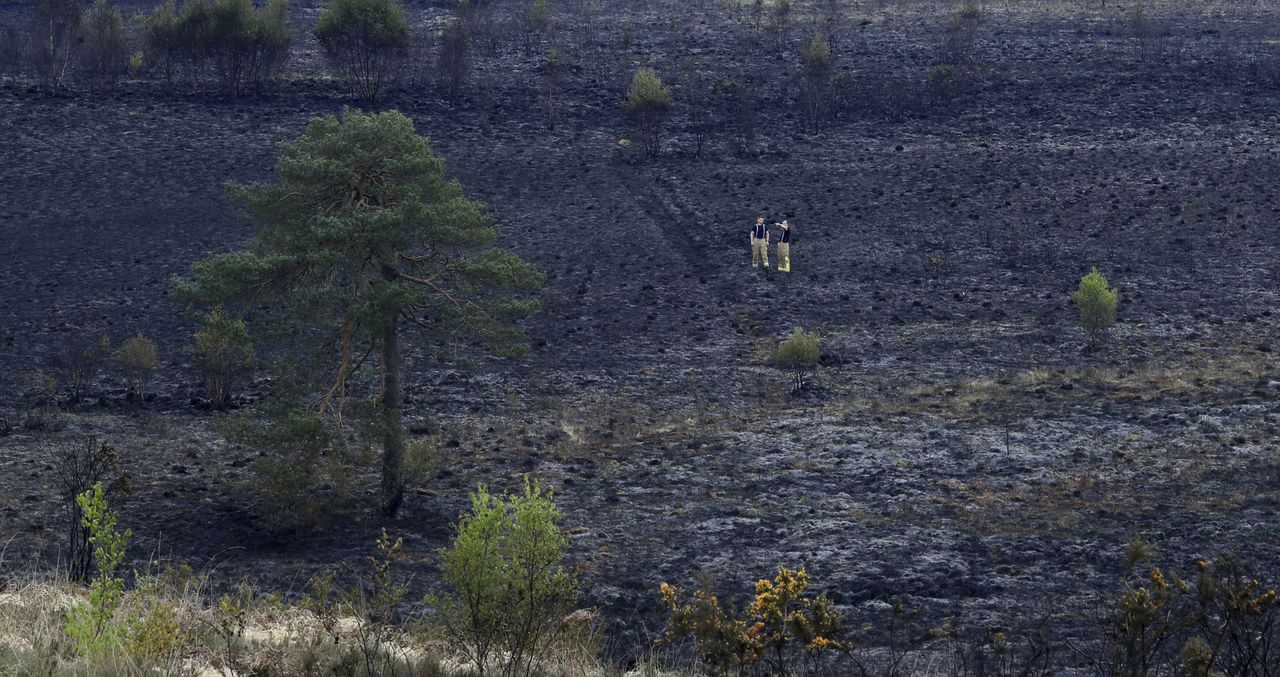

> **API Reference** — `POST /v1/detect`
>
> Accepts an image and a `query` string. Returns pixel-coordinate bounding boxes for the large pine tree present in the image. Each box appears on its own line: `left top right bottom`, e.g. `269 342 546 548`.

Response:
175 109 543 515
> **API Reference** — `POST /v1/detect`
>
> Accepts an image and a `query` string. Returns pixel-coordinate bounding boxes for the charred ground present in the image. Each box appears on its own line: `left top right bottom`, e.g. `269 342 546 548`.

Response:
2 0 1280 668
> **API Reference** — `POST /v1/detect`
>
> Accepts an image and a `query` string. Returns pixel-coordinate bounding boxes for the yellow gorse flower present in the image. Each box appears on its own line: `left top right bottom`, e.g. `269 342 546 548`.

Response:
659 582 678 607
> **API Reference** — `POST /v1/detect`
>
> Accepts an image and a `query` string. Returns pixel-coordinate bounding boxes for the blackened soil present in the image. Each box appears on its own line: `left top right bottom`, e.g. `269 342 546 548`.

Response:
2 0 1280 667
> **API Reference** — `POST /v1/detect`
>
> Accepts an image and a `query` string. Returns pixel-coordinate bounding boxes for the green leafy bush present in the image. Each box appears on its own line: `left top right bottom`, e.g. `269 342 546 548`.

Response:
1071 267 1118 350
313 0 407 102
431 481 581 676
80 0 127 89
404 437 441 484
191 309 255 409
206 0 291 95
799 33 831 132
65 483 132 655
216 407 360 530
139 0 180 84
115 332 157 398
144 0 289 95
624 67 672 157
774 327 821 391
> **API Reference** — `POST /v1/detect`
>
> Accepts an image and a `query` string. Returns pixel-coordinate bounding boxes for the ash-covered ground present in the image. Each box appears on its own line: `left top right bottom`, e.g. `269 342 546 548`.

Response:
2 0 1280 668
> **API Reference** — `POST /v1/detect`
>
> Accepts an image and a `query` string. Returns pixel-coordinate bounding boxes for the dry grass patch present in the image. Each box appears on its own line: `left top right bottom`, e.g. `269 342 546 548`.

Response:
834 348 1276 423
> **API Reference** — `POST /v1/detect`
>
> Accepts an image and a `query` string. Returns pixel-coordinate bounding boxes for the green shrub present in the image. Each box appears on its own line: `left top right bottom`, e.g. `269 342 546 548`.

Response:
404 436 441 484
80 0 127 89
774 327 821 391
216 407 360 530
1071 267 1118 350
191 309 255 409
206 0 291 96
65 483 132 655
799 33 831 132
125 575 188 672
431 481 581 676
174 0 212 88
139 0 180 84
151 0 289 95
624 67 672 157
115 332 157 398
313 0 407 102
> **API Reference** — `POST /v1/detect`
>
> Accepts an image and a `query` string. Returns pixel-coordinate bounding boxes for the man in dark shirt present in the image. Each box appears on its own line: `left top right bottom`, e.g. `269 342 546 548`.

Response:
775 219 792 272
750 215 769 269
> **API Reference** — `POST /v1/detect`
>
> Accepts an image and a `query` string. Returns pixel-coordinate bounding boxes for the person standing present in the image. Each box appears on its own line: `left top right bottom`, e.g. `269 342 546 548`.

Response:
750 215 769 269
775 219 792 273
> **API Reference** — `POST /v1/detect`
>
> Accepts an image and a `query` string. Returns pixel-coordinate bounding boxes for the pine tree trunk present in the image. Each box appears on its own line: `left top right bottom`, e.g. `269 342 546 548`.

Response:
380 306 405 516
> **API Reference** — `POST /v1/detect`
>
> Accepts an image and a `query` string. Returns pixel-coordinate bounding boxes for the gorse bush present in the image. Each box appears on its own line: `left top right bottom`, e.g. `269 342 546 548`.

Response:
314 0 407 102
661 566 849 676
774 327 821 391
191 309 255 409
431 481 581 676
1071 267 1118 350
660 580 760 675
624 67 672 157
1099 542 1280 676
